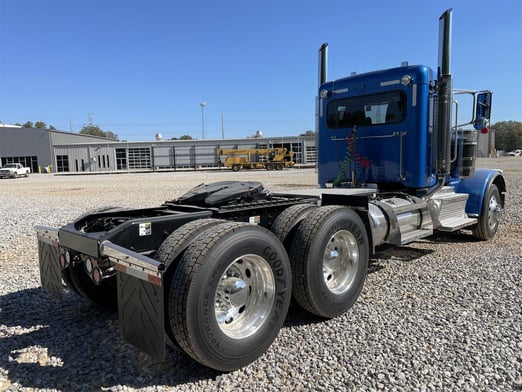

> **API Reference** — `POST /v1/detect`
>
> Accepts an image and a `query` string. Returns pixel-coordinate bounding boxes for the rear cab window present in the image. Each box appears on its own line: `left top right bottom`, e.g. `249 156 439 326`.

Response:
327 91 407 129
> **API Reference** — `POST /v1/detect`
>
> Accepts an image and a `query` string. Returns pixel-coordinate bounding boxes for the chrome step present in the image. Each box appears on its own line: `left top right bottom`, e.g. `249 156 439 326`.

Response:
428 187 477 232
400 227 433 244
437 216 477 232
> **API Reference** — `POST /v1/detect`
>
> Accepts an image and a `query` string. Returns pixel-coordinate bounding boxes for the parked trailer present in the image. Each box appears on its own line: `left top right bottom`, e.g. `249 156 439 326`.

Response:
36 9 505 371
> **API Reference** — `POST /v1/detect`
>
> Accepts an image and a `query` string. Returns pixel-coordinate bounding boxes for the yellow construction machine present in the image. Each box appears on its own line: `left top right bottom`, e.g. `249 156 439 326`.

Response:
217 147 295 171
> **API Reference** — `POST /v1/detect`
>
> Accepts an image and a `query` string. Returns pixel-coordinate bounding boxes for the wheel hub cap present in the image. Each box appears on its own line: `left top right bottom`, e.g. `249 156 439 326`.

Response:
488 197 501 228
214 255 275 339
322 230 359 295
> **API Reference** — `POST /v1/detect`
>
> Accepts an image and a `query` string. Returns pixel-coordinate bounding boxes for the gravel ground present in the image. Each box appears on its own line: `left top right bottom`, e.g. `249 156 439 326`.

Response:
0 158 520 391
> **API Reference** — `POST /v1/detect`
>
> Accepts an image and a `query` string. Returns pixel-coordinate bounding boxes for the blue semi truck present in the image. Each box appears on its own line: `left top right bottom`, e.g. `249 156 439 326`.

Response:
36 9 505 371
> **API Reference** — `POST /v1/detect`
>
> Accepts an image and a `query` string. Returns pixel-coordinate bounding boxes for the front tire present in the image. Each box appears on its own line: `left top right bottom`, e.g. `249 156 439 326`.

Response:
472 184 502 240
170 222 292 371
289 205 369 318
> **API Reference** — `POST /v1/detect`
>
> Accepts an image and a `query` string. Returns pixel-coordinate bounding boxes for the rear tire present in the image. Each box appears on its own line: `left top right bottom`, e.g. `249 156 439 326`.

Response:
231 164 240 172
271 203 317 247
155 218 225 349
67 262 117 310
170 222 292 371
61 267 81 296
472 184 501 240
63 206 124 308
289 205 368 318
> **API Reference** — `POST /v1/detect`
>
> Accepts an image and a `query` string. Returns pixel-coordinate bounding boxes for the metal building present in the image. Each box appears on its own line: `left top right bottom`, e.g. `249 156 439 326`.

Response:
0 126 317 173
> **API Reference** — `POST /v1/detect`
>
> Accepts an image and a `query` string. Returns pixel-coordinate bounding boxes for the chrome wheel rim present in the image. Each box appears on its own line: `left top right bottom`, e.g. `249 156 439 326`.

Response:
214 254 275 339
322 230 360 295
487 194 501 229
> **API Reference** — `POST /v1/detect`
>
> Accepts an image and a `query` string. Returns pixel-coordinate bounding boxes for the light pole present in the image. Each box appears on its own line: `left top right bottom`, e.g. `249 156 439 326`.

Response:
221 110 225 139
200 100 206 139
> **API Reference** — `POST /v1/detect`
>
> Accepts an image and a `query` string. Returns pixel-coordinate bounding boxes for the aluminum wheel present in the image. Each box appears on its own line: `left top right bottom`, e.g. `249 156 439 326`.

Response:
473 184 503 240
215 254 275 339
290 205 368 318
487 194 501 229
170 222 291 370
322 229 360 295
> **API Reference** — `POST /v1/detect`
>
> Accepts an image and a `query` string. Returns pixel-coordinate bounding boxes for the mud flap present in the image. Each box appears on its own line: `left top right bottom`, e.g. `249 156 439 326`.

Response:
37 233 63 299
117 272 165 361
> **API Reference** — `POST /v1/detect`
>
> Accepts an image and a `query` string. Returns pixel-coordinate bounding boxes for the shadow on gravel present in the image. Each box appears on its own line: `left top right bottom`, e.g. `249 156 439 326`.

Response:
283 302 326 327
282 245 440 328
1 286 334 390
0 288 221 391
428 230 481 244
371 245 434 263
1 235 475 390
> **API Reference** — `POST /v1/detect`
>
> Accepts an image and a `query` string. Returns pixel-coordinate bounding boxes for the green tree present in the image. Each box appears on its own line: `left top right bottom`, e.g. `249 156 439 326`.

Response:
492 121 522 151
300 130 315 136
179 134 193 140
106 131 119 141
35 121 47 129
22 121 33 128
80 125 118 140
80 125 105 137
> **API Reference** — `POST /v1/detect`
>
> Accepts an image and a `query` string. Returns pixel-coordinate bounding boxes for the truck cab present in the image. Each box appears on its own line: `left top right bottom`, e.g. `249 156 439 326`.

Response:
318 65 435 189
315 9 504 244
317 65 494 193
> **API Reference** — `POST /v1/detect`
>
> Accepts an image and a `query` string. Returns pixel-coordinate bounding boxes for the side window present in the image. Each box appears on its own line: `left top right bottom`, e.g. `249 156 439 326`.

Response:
327 91 406 129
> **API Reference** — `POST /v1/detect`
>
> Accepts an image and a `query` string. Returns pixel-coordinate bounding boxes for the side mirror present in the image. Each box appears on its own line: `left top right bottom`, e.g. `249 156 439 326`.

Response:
476 91 492 121
474 92 492 132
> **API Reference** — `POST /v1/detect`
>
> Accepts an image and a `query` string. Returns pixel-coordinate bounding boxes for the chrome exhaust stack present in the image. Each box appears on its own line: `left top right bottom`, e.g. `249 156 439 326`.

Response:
435 8 453 177
318 43 328 86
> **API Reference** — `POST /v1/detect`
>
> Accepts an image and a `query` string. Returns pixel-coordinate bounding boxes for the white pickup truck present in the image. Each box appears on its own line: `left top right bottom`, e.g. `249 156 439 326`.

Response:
0 163 31 178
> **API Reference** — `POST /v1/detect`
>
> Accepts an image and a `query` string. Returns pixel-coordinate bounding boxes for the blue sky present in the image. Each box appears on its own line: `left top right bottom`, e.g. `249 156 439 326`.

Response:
1 0 521 141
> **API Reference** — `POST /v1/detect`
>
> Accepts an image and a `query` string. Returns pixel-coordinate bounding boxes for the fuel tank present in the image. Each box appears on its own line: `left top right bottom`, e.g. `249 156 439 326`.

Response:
368 196 433 246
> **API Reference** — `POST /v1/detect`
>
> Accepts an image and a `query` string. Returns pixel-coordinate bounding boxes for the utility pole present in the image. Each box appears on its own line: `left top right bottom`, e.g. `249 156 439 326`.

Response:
221 110 225 139
200 101 206 139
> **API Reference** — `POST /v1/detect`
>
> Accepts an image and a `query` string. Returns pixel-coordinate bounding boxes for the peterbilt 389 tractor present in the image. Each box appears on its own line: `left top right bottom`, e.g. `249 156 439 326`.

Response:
36 9 505 371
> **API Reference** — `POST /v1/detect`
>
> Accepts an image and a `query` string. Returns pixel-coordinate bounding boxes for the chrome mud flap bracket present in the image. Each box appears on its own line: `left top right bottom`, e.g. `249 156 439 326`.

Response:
35 225 63 299
100 240 166 361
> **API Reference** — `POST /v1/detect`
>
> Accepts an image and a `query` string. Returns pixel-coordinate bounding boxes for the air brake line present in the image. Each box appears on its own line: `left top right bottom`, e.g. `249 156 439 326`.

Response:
333 127 358 187
333 126 372 187
332 146 352 187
